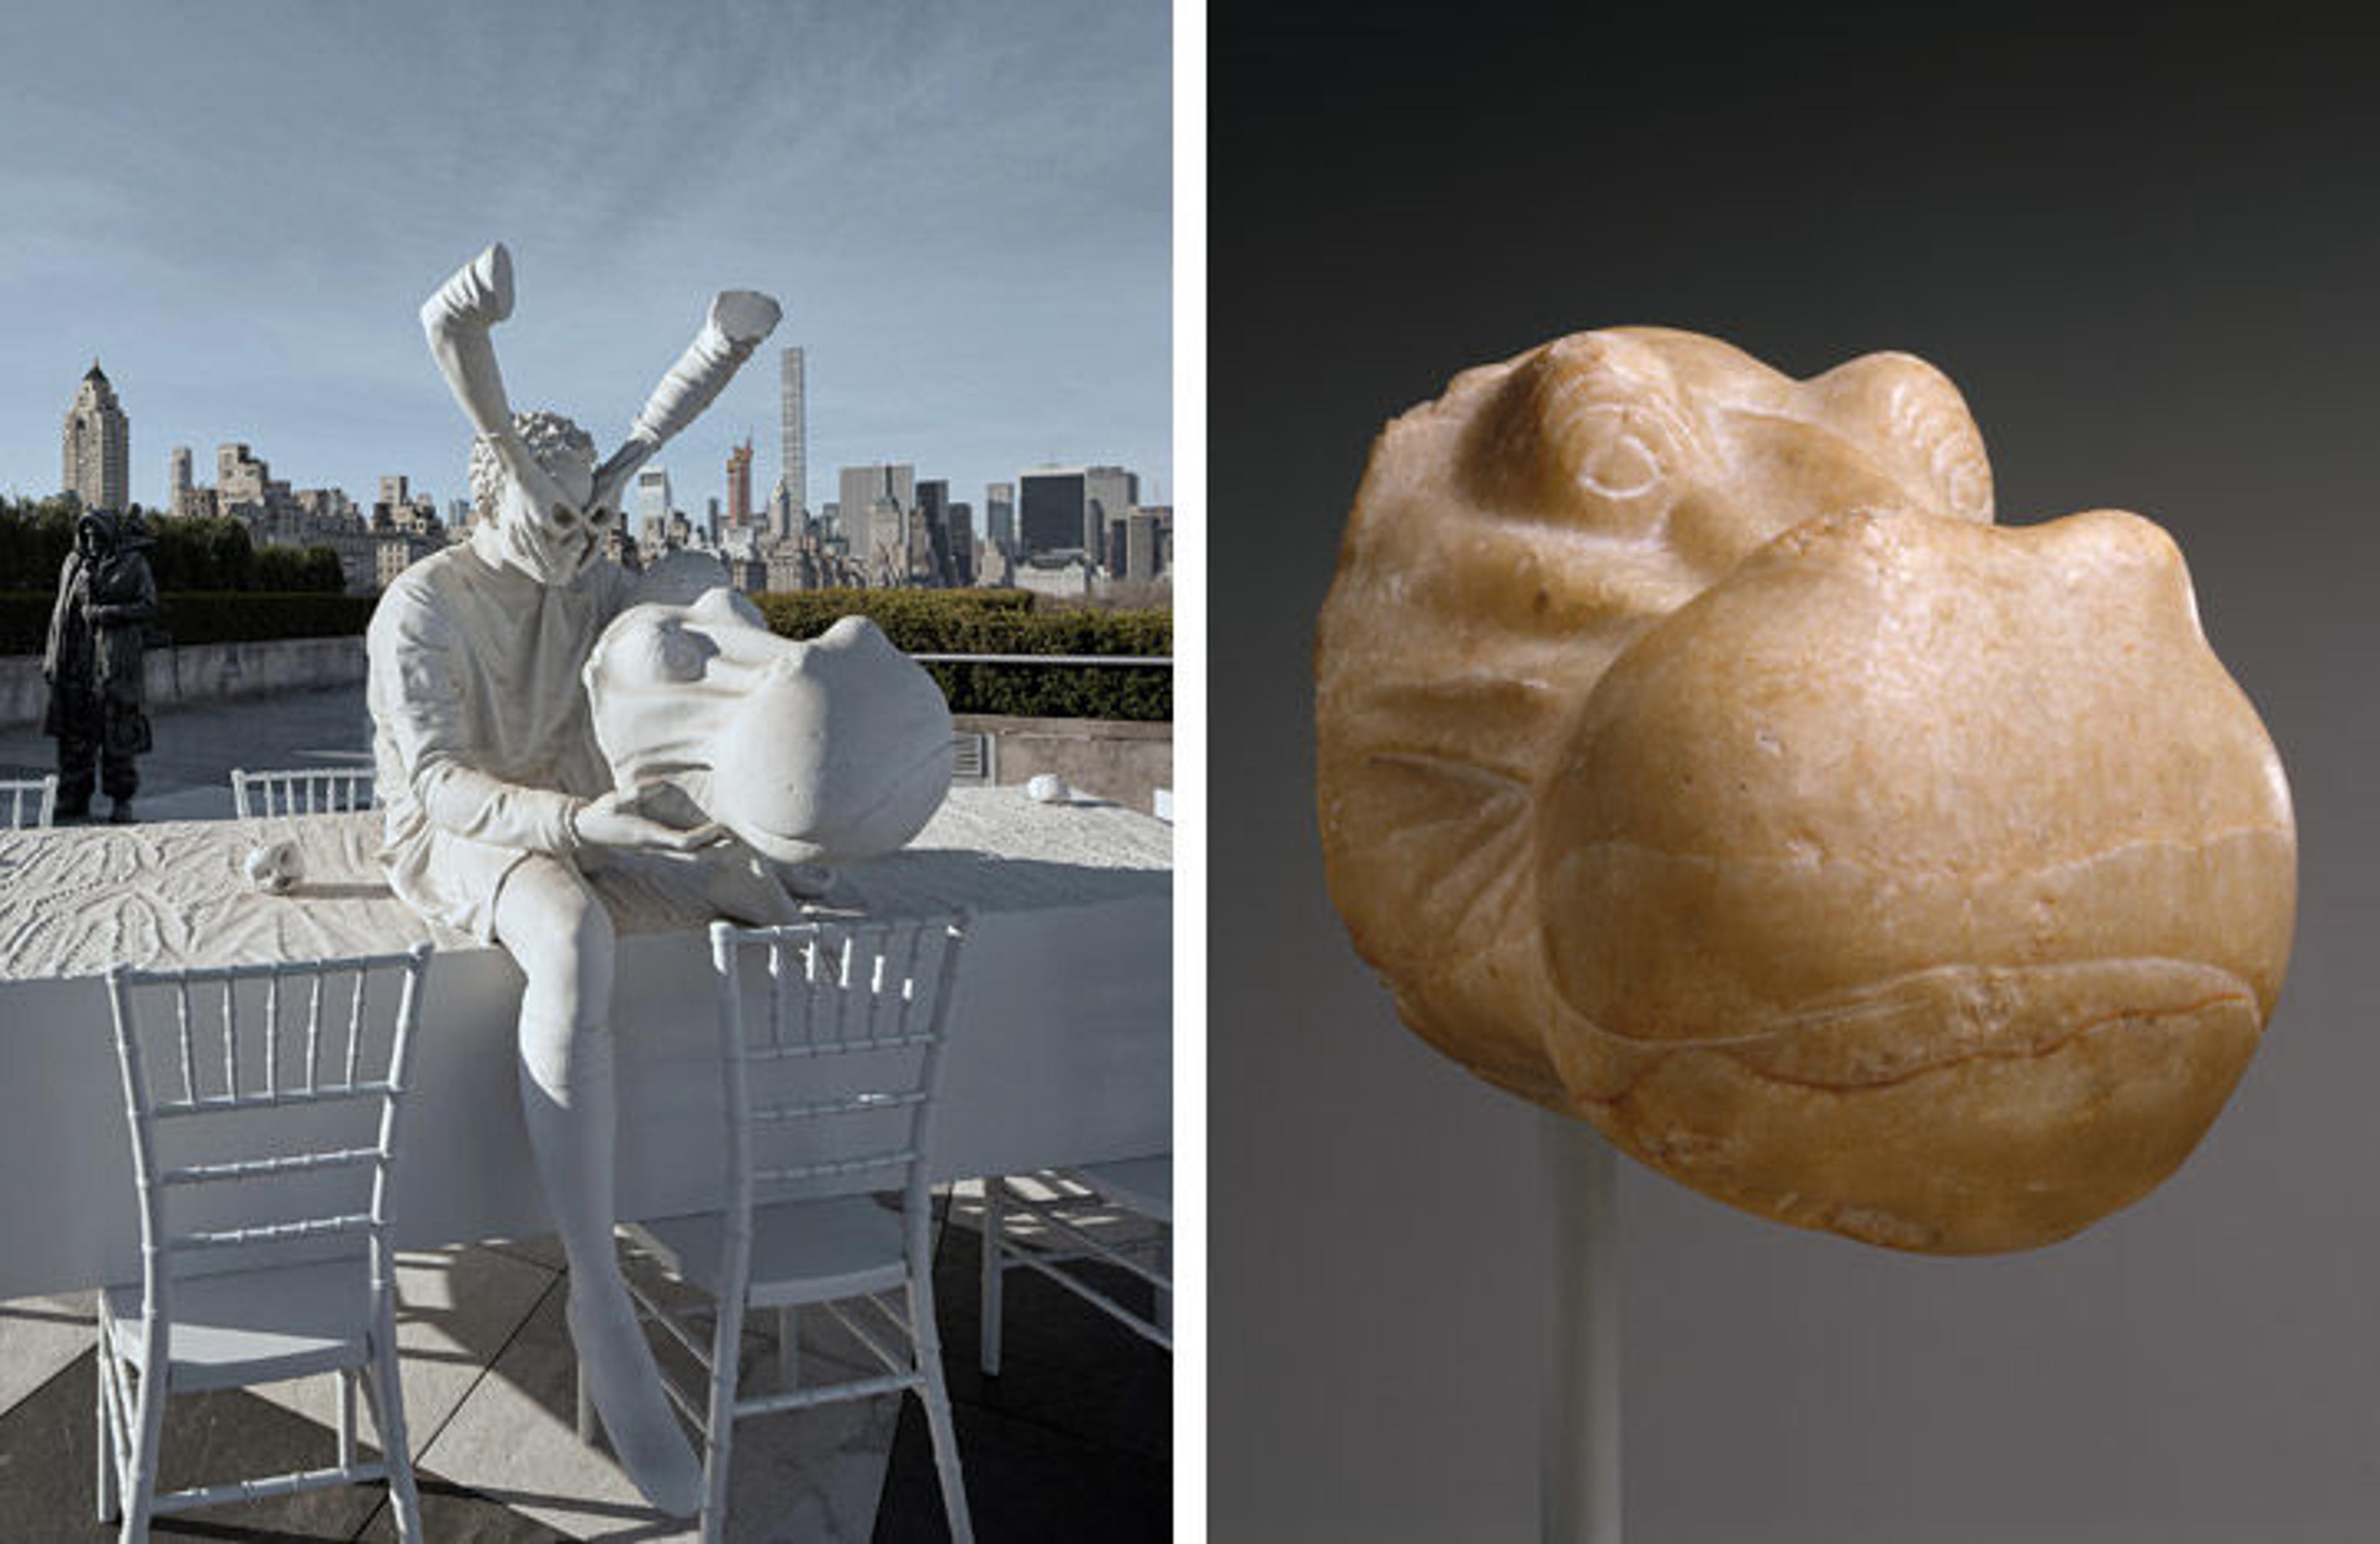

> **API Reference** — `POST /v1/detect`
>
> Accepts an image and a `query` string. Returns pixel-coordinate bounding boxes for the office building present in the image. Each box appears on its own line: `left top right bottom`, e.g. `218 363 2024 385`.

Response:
1085 465 1140 563
726 438 754 529
61 361 130 514
985 482 1015 557
635 467 672 544
916 479 954 586
778 346 806 537
839 463 915 529
1016 467 1084 558
948 500 976 586
169 445 193 506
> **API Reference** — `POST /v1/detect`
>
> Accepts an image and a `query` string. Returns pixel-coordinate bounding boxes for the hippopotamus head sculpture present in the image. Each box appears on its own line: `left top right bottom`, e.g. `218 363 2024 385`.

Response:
583 583 953 867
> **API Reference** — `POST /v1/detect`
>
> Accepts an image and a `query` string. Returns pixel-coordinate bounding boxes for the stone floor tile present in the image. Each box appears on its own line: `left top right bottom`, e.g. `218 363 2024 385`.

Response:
874 1394 1168 1544
0 1289 96 1417
245 1244 559 1455
410 1276 701 1541
0 1352 386 1540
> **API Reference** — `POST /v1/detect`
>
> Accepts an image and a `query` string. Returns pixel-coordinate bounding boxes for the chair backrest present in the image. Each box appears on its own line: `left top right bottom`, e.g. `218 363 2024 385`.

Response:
231 767 381 819
0 775 57 829
104 947 431 1326
708 916 967 1230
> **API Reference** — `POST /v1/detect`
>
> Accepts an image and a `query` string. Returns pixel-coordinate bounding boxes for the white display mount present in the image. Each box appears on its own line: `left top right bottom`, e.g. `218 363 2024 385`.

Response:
1543 1109 1621 1543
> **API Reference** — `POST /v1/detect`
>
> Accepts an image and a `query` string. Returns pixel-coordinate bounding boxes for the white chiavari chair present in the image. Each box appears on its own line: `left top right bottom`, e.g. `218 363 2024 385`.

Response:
587 915 974 1543
0 773 58 828
99 946 431 1542
229 767 380 819
978 1158 1173 1375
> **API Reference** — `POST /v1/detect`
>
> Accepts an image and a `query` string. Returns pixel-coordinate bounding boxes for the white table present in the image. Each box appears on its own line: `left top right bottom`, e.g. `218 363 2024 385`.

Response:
0 788 1171 1297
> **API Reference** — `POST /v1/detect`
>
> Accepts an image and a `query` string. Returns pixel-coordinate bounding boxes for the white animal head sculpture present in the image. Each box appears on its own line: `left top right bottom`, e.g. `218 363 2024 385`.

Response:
583 588 954 865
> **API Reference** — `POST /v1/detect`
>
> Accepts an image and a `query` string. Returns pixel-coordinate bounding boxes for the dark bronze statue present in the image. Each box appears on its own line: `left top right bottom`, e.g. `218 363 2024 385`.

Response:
42 510 157 823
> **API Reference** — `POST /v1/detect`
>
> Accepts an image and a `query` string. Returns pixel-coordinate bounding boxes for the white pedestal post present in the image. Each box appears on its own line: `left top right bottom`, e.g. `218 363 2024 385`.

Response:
1542 1109 1621 1544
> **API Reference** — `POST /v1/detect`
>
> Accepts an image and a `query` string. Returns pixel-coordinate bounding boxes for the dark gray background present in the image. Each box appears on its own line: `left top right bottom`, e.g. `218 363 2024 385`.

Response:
1213 15 2380 1542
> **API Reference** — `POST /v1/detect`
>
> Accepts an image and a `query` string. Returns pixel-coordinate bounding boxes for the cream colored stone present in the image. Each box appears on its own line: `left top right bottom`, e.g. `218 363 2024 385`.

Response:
1314 328 2295 1253
1317 328 1993 1103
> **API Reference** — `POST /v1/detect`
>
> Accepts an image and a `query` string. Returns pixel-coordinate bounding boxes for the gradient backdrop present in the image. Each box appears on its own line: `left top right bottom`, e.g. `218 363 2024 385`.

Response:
1214 15 2380 1541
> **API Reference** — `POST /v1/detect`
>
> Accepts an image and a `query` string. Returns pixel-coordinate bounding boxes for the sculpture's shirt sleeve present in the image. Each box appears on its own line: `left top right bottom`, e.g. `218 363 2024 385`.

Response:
368 576 580 855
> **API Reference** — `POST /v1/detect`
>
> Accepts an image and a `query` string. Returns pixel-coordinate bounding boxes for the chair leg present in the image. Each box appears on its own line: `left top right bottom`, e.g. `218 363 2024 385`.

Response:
908 1276 974 1544
338 1367 358 1468
979 1176 1005 1377
120 1350 165 1544
700 1288 747 1543
365 1331 425 1542
94 1338 118 1524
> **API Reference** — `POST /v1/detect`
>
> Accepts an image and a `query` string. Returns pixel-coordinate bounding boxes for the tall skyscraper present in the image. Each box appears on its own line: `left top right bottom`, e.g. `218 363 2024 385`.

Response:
985 482 1015 557
168 445 193 504
726 438 754 529
62 361 130 514
778 346 806 537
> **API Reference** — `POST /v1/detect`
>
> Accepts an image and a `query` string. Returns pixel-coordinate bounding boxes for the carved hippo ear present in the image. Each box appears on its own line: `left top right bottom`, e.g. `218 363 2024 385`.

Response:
1536 510 2293 1252
1802 351 1994 524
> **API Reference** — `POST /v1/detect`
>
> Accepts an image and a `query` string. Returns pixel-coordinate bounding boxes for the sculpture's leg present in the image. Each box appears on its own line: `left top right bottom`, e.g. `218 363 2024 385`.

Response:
496 858 703 1517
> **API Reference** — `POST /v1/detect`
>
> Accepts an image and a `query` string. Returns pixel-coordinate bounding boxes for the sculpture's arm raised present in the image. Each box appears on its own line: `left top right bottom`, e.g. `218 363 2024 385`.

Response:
590 290 782 516
421 242 583 523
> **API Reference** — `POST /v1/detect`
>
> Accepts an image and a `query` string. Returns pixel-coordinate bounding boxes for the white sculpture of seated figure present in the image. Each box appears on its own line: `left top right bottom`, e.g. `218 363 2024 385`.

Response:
367 243 799 1516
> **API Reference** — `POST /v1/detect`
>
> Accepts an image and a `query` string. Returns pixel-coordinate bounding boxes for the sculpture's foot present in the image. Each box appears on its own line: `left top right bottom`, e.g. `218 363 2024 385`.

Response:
566 1286 703 1517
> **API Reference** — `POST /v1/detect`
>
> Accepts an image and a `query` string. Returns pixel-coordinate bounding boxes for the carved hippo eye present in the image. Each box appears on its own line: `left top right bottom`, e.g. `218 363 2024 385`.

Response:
550 503 578 529
1563 407 1667 499
588 505 613 526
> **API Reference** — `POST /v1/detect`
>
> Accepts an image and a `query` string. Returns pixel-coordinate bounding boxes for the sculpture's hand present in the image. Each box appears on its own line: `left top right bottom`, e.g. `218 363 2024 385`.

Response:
571 783 729 854
421 242 556 501
710 290 782 348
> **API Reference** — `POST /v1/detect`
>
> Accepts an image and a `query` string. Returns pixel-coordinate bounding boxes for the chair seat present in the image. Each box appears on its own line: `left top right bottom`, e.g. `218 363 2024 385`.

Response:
1063 1157 1172 1224
629 1196 909 1307
105 1259 377 1391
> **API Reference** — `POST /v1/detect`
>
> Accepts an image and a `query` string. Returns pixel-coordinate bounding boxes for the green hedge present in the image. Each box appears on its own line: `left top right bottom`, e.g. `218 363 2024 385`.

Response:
1 580 1172 724
754 589 1171 721
0 591 377 655
0 500 344 594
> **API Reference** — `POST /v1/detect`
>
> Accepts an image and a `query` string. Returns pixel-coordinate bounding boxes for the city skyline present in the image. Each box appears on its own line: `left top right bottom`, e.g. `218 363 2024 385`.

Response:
0 4 1170 525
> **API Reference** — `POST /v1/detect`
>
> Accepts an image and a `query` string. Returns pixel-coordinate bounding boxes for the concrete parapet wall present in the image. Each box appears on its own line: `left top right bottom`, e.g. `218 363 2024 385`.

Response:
0 635 368 728
955 712 1173 816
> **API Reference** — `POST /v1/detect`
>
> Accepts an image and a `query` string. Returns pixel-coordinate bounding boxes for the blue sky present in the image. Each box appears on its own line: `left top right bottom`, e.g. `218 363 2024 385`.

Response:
0 1 1171 529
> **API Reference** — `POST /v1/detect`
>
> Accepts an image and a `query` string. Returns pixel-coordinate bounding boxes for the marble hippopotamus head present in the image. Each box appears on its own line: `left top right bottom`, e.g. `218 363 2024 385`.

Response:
583 585 953 866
